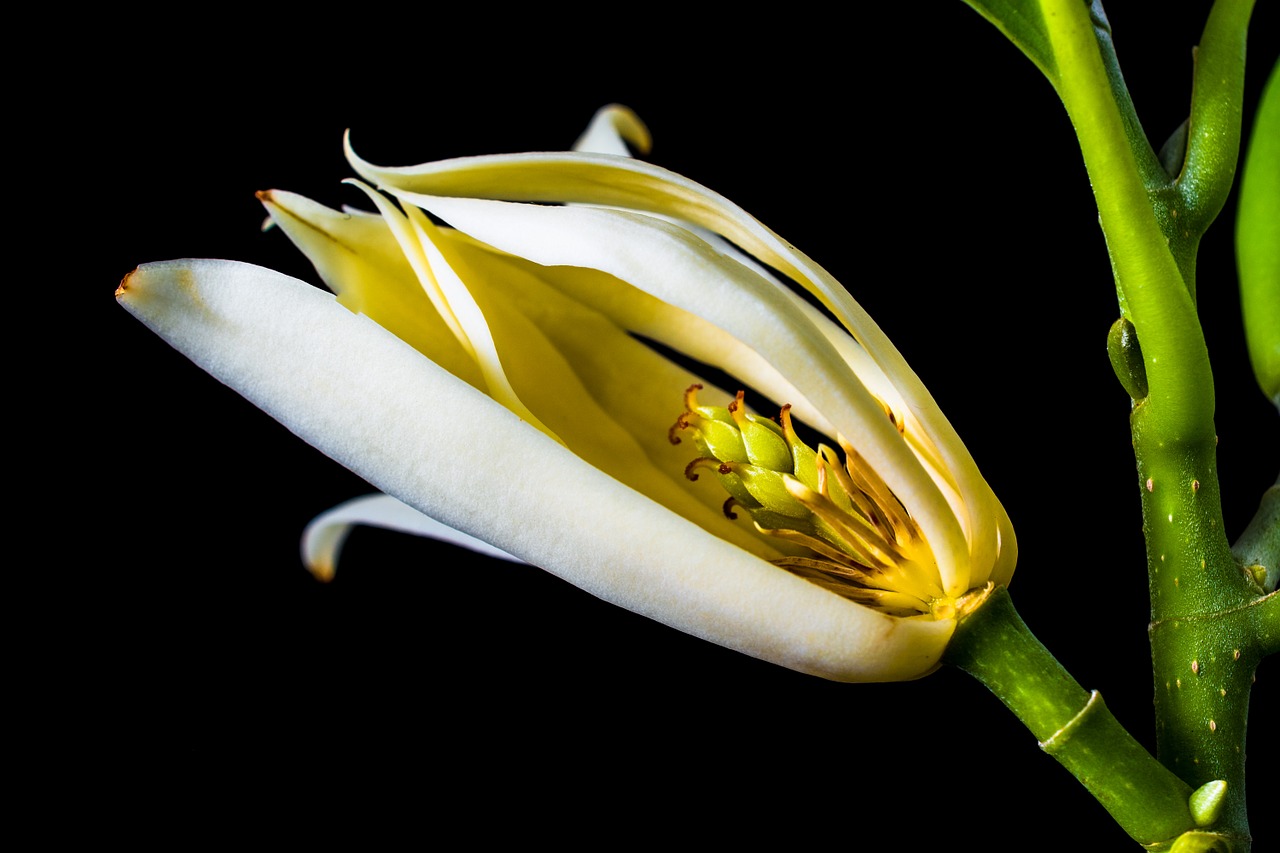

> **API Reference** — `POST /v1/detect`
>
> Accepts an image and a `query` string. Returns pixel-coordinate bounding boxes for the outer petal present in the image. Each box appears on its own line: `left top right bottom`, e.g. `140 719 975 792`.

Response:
117 258 954 681
302 493 524 582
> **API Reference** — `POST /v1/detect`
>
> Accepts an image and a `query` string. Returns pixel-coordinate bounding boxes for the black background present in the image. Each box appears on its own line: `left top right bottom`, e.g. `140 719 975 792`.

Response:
74 3 1275 847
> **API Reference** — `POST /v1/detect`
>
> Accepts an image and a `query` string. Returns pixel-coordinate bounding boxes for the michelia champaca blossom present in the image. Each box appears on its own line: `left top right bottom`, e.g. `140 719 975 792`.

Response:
117 105 1015 682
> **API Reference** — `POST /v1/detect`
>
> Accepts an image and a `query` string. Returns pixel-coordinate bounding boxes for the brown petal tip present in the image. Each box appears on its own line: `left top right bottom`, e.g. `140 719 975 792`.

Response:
115 267 140 300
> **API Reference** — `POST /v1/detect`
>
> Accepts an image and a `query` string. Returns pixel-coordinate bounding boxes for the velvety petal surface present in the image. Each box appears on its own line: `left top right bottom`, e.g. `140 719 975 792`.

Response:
117 258 955 681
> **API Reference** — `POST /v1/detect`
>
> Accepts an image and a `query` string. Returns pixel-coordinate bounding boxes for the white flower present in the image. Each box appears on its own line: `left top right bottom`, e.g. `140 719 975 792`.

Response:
117 105 1015 682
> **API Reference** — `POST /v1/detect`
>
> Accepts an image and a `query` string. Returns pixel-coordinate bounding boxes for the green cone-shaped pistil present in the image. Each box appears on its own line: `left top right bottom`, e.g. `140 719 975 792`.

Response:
670 386 952 619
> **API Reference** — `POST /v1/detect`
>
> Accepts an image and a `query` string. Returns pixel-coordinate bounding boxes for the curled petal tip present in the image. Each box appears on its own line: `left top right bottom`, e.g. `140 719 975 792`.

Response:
573 104 652 156
308 560 336 583
115 267 138 300
300 493 525 585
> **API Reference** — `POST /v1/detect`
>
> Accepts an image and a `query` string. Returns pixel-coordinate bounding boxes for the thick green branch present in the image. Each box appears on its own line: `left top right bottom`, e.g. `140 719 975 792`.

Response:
1136 422 1264 850
1147 591 1275 853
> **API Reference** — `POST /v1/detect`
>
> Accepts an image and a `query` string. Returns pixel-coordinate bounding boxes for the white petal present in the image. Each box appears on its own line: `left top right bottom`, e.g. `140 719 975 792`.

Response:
118 258 954 681
302 492 524 581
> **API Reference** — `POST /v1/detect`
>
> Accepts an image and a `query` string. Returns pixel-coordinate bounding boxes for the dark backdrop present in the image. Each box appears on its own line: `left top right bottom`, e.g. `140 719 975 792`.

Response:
76 4 1275 847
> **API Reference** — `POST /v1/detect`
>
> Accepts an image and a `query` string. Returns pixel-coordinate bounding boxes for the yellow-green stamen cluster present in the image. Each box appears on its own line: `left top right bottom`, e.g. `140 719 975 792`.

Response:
670 385 953 620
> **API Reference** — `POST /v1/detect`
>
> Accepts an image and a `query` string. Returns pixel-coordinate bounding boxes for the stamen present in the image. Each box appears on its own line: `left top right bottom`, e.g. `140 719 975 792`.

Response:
785 479 903 570
774 560 931 616
819 445 888 529
722 497 739 520
839 439 920 544
757 525 876 570
774 557 906 595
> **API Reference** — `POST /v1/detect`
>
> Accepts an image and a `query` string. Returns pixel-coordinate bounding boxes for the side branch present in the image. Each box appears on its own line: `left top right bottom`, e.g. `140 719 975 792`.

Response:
944 587 1194 845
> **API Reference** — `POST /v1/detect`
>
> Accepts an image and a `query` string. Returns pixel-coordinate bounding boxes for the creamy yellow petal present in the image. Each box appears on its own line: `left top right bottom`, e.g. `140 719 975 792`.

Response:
428 232 784 559
259 189 483 389
389 192 972 596
263 190 781 558
117 258 955 681
348 144 1008 590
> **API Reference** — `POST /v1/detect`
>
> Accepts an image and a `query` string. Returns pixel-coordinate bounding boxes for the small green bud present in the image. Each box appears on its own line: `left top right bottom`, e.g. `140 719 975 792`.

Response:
1107 316 1149 400
1245 563 1267 591
1158 117 1190 180
1189 779 1228 827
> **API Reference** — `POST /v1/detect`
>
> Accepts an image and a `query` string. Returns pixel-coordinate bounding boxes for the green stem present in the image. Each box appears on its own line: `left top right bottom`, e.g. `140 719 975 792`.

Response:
1178 0 1252 236
1041 5 1265 846
1043 0 1215 440
1131 422 1266 852
958 1 1269 848
944 587 1195 848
